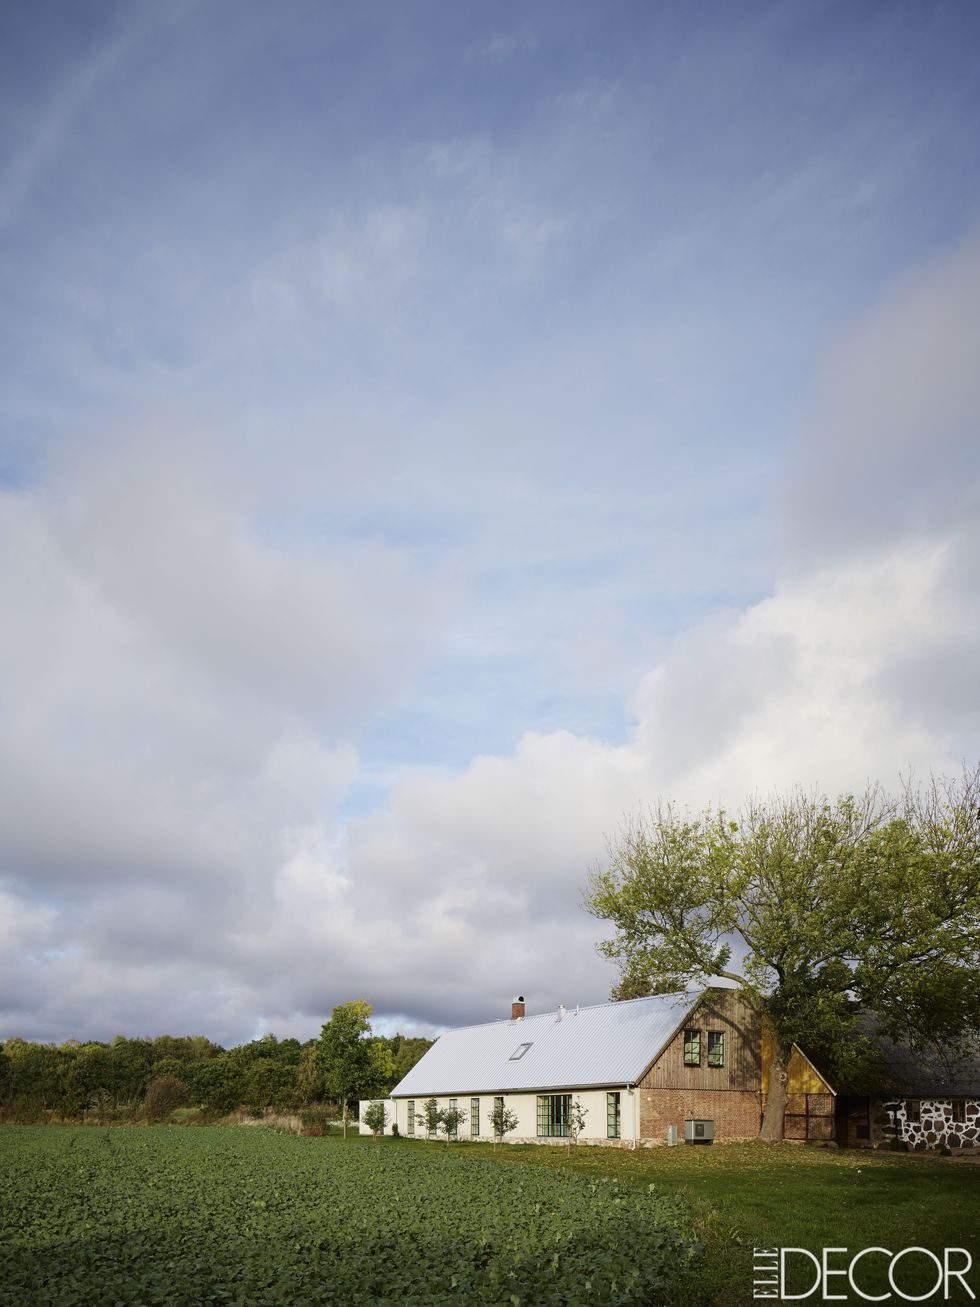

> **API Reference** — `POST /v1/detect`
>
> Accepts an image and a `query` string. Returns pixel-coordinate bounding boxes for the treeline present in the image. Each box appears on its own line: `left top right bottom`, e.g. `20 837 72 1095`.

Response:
0 1018 431 1123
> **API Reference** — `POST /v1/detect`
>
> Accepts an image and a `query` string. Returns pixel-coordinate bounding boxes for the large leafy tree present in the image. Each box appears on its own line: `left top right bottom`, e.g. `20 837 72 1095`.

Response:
315 1000 383 1136
586 770 980 1138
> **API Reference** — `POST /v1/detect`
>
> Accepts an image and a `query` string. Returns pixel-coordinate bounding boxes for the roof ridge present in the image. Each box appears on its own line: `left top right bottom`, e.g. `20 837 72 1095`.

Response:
435 986 705 1037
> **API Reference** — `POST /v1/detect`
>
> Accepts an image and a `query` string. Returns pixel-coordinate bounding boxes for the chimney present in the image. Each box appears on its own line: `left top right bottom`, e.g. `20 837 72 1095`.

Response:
511 994 525 1020
557 1004 566 1021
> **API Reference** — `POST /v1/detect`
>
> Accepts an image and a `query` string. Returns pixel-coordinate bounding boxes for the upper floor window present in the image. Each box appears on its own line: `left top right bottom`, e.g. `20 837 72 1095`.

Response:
707 1031 725 1068
683 1028 701 1066
510 1042 533 1060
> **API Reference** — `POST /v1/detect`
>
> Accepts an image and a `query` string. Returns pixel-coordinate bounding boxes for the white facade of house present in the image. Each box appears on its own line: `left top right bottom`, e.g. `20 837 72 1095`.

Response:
378 1087 640 1143
360 991 703 1144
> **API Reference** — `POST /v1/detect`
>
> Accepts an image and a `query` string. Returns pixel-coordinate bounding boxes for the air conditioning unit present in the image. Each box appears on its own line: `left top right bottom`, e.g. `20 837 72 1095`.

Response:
684 1119 714 1145
666 1124 679 1146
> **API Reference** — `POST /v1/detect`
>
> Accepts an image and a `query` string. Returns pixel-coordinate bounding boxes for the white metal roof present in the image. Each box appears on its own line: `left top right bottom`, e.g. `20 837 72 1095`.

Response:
391 989 703 1097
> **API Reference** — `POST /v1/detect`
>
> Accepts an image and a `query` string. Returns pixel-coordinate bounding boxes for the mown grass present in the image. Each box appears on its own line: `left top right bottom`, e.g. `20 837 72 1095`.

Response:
442 1137 980 1305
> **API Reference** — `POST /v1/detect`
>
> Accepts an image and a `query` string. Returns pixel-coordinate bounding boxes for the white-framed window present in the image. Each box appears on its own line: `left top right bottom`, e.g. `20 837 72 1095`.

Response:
683 1028 701 1066
707 1031 725 1067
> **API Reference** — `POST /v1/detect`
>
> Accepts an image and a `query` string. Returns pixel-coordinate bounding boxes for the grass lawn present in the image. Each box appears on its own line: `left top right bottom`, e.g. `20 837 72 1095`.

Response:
431 1137 980 1305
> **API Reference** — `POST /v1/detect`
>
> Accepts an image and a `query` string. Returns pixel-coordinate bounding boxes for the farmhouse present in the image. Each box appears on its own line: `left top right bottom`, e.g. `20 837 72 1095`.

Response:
371 988 763 1145
363 989 980 1150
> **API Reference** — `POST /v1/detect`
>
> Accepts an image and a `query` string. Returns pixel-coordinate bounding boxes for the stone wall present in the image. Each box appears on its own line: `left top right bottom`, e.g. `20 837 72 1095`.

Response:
872 1097 980 1150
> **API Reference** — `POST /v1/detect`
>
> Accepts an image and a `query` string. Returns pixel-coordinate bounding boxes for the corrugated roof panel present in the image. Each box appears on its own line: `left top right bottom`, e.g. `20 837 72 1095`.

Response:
392 989 703 1097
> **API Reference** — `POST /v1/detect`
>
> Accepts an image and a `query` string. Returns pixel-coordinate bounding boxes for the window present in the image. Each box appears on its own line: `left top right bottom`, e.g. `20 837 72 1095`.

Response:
407 1100 415 1137
683 1029 701 1066
906 1100 920 1124
707 1031 725 1068
471 1098 480 1136
607 1091 621 1139
951 1100 965 1124
537 1093 571 1138
510 1042 533 1060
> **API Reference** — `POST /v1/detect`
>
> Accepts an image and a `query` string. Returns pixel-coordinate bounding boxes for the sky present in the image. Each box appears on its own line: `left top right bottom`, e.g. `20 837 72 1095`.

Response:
1 0 978 1046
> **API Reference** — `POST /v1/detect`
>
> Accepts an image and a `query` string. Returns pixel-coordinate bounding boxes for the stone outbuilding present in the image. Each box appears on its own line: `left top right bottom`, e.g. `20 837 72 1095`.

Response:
837 1018 980 1151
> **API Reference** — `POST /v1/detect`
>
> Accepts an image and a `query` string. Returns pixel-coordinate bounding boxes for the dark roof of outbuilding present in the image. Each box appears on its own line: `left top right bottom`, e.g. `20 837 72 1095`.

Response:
838 1014 980 1098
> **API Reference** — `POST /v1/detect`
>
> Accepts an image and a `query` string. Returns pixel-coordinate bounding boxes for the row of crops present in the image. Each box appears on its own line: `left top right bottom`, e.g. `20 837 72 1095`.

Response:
0 1126 699 1305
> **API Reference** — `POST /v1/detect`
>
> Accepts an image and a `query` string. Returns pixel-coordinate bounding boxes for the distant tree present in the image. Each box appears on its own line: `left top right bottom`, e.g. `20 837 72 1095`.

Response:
489 1099 519 1146
586 769 980 1139
315 1000 378 1137
365 1038 396 1096
190 1055 245 1115
389 1036 435 1087
276 1037 304 1066
105 1038 154 1107
5 1040 61 1114
0 1044 11 1108
362 1100 389 1137
144 1075 187 1120
297 1042 324 1103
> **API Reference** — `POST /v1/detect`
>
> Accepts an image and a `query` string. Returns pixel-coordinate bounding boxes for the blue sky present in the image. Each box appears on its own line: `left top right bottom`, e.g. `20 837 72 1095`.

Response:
1 1 979 1044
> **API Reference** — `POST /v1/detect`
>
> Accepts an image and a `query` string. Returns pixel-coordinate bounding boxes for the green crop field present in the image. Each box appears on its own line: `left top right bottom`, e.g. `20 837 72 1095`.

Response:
0 1126 696 1306
1 1128 978 1306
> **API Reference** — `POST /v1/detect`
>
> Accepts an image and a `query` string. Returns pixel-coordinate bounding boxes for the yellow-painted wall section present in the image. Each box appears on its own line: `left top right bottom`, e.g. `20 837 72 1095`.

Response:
761 1033 834 1095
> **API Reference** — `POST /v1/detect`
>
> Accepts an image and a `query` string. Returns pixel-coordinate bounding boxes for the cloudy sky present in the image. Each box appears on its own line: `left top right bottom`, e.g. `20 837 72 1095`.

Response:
1 1 978 1046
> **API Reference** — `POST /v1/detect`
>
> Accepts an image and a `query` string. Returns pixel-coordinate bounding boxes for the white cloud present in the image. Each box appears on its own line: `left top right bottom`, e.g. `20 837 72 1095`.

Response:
0 428 445 909
2 69 979 1042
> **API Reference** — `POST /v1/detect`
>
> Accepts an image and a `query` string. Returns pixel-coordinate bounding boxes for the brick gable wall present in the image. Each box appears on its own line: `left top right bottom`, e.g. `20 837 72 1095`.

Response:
637 988 763 1143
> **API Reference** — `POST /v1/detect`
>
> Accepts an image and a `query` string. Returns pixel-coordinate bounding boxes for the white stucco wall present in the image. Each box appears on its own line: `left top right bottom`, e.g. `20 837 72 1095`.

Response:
388 1088 639 1144
358 1098 396 1135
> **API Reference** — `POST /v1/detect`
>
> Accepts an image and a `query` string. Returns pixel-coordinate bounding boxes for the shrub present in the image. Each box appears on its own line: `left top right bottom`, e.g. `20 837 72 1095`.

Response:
489 1099 519 1143
363 1100 390 1137
439 1105 467 1141
143 1075 187 1121
418 1098 442 1139
300 1103 338 1129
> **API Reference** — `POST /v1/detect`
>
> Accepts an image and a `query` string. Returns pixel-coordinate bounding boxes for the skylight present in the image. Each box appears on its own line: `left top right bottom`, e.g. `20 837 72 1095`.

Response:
509 1042 533 1060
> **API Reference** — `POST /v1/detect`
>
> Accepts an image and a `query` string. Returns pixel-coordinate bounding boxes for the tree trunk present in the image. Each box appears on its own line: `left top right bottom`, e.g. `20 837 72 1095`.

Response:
760 1038 791 1140
342 1098 348 1138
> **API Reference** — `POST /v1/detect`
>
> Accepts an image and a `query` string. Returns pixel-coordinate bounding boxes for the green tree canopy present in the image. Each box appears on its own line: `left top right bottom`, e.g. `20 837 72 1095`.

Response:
314 1000 380 1135
586 769 980 1138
